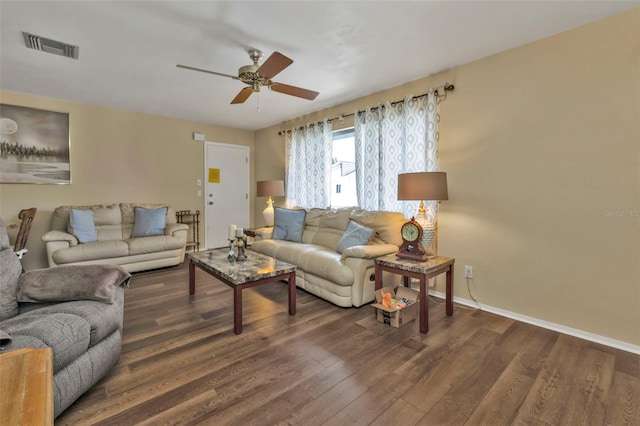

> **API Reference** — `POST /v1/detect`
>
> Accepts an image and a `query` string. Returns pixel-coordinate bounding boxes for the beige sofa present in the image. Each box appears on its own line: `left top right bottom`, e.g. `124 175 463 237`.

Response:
42 203 188 273
251 207 406 307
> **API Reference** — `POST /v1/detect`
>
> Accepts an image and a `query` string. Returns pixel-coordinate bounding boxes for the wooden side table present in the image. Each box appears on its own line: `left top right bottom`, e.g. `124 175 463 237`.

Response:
0 347 54 425
374 255 455 334
176 210 200 252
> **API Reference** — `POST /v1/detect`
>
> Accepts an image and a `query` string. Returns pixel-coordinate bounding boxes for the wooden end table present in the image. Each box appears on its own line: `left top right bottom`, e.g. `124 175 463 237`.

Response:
188 248 296 334
0 347 54 425
374 255 455 334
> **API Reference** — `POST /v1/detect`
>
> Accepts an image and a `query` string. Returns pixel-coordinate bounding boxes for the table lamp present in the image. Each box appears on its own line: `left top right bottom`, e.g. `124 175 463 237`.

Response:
256 180 285 226
397 172 448 255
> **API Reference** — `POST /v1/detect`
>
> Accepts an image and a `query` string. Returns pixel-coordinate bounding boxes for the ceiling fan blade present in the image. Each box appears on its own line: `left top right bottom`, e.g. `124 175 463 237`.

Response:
270 82 319 100
257 52 293 79
176 64 238 80
231 87 254 104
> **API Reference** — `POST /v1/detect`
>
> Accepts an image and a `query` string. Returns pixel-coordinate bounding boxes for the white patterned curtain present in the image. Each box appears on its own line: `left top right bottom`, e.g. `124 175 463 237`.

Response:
355 89 440 223
284 119 333 209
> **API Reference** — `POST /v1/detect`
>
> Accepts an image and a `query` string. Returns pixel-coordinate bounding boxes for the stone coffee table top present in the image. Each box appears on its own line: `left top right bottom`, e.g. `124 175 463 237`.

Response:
188 248 296 285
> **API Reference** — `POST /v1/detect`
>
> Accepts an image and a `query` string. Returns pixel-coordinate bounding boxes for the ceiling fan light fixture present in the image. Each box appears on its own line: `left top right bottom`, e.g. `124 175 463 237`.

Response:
177 49 318 104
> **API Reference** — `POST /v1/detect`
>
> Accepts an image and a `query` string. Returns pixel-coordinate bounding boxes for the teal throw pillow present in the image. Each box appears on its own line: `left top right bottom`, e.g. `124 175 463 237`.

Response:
132 207 167 237
336 220 374 253
272 207 306 243
68 209 97 243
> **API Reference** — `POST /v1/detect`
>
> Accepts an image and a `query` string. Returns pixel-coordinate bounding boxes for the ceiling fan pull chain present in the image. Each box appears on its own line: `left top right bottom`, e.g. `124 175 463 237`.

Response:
256 92 260 113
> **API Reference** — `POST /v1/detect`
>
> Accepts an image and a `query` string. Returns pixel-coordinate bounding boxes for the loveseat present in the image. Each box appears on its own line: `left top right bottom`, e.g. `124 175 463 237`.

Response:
251 207 406 307
42 203 188 273
0 218 128 418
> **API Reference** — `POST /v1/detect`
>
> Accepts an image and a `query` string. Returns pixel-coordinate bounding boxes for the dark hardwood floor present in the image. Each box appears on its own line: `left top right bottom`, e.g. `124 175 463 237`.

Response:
57 261 640 425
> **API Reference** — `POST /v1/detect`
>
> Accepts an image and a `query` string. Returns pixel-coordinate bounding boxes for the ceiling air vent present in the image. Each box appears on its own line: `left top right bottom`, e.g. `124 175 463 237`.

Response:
22 32 79 59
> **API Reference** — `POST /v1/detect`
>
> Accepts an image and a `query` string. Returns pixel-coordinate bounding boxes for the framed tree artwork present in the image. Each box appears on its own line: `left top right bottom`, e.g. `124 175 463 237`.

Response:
0 104 71 184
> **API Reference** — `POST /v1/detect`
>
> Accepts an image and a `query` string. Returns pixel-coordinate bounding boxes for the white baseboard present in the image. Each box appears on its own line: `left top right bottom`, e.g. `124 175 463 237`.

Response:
428 289 640 355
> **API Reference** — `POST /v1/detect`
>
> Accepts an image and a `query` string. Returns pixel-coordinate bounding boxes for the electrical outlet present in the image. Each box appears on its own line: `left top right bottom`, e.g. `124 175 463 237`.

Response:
465 265 473 279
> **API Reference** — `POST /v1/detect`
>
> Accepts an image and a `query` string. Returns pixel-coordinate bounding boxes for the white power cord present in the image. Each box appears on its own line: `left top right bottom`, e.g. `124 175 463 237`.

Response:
466 277 481 309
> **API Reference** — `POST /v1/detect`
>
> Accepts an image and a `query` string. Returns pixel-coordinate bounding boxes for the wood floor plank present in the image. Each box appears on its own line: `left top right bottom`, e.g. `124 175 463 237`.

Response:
465 322 557 425
368 398 425 426
512 334 588 425
401 328 502 413
54 261 640 425
419 343 514 424
560 347 615 425
604 371 640 425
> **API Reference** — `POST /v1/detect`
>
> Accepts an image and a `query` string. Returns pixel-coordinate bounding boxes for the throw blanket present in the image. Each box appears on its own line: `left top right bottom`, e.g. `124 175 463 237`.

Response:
17 264 131 304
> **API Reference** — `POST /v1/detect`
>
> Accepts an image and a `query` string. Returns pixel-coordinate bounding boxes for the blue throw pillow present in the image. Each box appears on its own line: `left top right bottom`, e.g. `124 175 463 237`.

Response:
132 207 167 237
336 220 374 253
68 209 97 243
272 207 306 243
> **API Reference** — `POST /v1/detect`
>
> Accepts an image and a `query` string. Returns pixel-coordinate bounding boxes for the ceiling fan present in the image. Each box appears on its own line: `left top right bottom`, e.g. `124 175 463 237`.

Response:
177 50 319 104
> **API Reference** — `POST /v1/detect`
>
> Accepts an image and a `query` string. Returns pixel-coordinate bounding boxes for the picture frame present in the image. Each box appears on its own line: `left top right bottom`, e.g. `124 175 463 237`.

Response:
0 104 71 184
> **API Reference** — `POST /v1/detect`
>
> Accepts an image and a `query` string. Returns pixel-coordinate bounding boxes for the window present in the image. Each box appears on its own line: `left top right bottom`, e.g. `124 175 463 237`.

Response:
331 128 357 207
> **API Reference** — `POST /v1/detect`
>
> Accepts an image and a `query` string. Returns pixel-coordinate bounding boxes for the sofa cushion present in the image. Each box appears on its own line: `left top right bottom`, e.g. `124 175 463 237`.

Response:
68 209 98 243
52 240 130 264
350 209 407 247
295 246 353 287
336 220 375 253
50 204 123 242
0 312 90 372
300 208 326 244
0 219 22 320
311 208 353 250
253 240 353 287
127 235 186 255
319 208 353 230
273 207 306 243
92 204 126 241
132 207 167 237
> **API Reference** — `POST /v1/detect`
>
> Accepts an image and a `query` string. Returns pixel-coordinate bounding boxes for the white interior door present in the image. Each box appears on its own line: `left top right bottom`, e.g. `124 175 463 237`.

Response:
204 142 250 249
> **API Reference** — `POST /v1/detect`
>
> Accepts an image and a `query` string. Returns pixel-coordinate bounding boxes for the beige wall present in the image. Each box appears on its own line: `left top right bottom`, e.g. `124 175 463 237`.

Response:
0 92 255 271
255 9 640 346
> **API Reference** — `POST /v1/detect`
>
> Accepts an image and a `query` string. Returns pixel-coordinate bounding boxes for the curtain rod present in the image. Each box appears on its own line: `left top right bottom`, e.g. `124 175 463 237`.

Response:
278 83 454 135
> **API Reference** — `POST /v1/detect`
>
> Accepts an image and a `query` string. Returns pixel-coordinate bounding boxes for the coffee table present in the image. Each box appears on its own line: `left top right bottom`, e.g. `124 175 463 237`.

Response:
188 248 297 334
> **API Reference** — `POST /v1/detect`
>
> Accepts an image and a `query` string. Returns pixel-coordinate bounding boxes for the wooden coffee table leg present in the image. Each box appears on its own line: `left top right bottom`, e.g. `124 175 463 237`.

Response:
234 286 242 335
288 272 296 315
189 260 196 295
419 275 428 334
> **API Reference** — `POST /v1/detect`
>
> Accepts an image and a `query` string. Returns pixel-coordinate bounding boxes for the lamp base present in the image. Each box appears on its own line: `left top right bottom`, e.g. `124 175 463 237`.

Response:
262 196 275 226
415 201 435 256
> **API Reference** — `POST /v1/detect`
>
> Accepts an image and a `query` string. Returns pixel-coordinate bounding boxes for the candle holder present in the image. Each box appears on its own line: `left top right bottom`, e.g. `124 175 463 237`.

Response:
227 239 237 263
235 236 247 261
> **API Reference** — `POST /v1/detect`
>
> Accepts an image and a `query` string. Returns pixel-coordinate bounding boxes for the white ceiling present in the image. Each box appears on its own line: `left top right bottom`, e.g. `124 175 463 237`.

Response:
1 1 637 131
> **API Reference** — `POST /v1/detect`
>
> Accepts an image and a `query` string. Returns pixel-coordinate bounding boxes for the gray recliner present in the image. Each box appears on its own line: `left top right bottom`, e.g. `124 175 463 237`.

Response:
0 217 126 418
